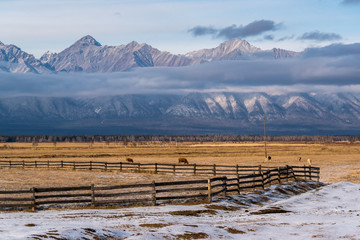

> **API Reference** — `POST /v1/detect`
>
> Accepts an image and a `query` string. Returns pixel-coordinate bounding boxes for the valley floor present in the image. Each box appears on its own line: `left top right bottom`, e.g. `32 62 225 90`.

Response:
1 142 359 239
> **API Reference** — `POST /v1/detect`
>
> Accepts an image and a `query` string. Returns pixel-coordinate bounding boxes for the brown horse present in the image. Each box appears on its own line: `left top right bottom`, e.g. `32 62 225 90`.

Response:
126 158 134 163
178 158 189 164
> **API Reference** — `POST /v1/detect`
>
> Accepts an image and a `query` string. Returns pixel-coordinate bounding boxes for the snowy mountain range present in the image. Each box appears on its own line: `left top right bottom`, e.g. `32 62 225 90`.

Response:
1 92 359 135
0 35 299 73
1 36 359 135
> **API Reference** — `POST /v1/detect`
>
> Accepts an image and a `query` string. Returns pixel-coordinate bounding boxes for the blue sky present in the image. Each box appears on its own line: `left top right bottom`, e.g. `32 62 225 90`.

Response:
1 0 360 57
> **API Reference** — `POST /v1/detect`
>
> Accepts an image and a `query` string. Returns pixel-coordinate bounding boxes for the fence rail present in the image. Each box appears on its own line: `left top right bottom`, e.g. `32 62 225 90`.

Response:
0 160 320 177
0 165 319 211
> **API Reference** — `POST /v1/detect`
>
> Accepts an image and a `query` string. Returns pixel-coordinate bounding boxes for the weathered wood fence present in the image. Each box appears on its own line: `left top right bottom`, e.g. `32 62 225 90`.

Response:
0 160 319 177
0 165 319 211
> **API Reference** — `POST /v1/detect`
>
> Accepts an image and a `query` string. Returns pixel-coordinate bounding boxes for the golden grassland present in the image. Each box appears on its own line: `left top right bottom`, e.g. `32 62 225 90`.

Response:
0 141 359 189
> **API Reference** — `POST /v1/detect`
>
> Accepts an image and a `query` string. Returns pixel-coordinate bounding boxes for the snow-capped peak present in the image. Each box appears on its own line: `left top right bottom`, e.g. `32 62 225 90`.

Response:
185 38 261 61
126 41 140 48
74 35 102 47
219 38 261 54
40 51 57 63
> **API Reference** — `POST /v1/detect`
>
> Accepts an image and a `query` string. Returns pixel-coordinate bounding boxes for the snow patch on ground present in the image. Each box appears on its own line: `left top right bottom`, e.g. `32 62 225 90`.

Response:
1 181 359 239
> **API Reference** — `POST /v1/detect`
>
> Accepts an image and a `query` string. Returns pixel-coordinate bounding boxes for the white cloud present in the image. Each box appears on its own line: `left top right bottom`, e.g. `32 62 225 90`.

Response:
1 49 360 97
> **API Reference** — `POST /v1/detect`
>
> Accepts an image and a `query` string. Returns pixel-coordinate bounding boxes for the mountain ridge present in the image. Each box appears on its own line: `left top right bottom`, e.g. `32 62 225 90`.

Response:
0 36 299 73
1 92 359 135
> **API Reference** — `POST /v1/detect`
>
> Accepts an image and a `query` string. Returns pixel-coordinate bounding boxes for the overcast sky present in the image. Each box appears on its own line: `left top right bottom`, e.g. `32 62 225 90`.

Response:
1 0 360 57
1 0 360 97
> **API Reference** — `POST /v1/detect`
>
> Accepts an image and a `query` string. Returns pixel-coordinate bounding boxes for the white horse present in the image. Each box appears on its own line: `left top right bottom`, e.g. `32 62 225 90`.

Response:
307 158 312 166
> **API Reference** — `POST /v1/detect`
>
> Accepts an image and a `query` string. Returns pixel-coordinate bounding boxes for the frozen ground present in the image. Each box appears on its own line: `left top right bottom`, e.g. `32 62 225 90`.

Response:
0 181 359 240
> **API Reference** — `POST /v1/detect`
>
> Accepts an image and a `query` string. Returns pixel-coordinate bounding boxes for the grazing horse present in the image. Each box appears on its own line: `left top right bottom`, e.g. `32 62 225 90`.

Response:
307 158 312 166
126 158 134 163
267 156 271 161
178 158 189 164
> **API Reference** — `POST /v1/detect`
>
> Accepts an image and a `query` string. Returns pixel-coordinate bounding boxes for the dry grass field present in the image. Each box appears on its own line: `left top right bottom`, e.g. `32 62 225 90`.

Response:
0 141 359 190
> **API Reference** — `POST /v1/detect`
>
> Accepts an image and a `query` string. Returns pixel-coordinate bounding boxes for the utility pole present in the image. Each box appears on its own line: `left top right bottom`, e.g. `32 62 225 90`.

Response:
264 112 267 160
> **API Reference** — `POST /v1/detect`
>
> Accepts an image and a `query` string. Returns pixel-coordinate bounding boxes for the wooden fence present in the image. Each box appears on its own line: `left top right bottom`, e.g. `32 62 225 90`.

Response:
0 160 319 177
0 165 319 211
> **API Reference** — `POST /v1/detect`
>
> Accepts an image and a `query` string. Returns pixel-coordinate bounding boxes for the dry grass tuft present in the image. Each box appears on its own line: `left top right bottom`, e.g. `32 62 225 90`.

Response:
139 223 171 228
183 224 199 228
24 223 36 227
205 204 240 211
250 206 291 215
175 232 209 239
226 227 246 234
168 209 217 217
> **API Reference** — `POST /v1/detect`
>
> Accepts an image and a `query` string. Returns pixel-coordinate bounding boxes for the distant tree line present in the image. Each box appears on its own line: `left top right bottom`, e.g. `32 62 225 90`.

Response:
1 135 360 143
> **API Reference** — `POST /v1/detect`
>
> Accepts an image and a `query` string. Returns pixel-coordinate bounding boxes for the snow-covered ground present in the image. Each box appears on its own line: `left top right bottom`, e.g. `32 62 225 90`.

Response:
0 181 359 240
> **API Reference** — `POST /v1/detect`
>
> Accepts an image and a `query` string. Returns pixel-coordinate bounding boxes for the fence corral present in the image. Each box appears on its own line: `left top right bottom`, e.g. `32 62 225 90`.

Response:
0 165 319 211
0 160 319 177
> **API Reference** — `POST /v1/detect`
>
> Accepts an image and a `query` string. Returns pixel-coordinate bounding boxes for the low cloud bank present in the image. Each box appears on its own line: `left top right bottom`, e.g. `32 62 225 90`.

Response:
1 44 360 97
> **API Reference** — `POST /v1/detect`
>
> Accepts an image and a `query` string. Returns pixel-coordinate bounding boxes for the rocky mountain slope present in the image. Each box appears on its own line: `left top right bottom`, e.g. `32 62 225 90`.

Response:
0 42 53 73
185 39 299 62
39 36 192 72
0 36 299 73
0 92 359 135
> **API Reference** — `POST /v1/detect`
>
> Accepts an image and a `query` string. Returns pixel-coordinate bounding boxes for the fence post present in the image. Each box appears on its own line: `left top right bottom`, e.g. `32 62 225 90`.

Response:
236 164 239 176
223 177 227 197
317 167 320 182
259 165 264 189
152 181 156 206
193 164 196 175
290 166 296 180
213 164 216 176
304 165 307 180
268 170 271 187
73 161 76 170
91 184 95 207
237 174 240 194
252 171 256 190
104 162 107 171
309 165 312 180
31 187 36 211
138 163 141 172
173 164 176 174
22 160 25 169
9 160 11 168
277 167 281 184
286 165 289 181
61 160 63 168
207 179 212 203
47 160 50 169
155 163 158 174
90 161 92 170
35 160 37 168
